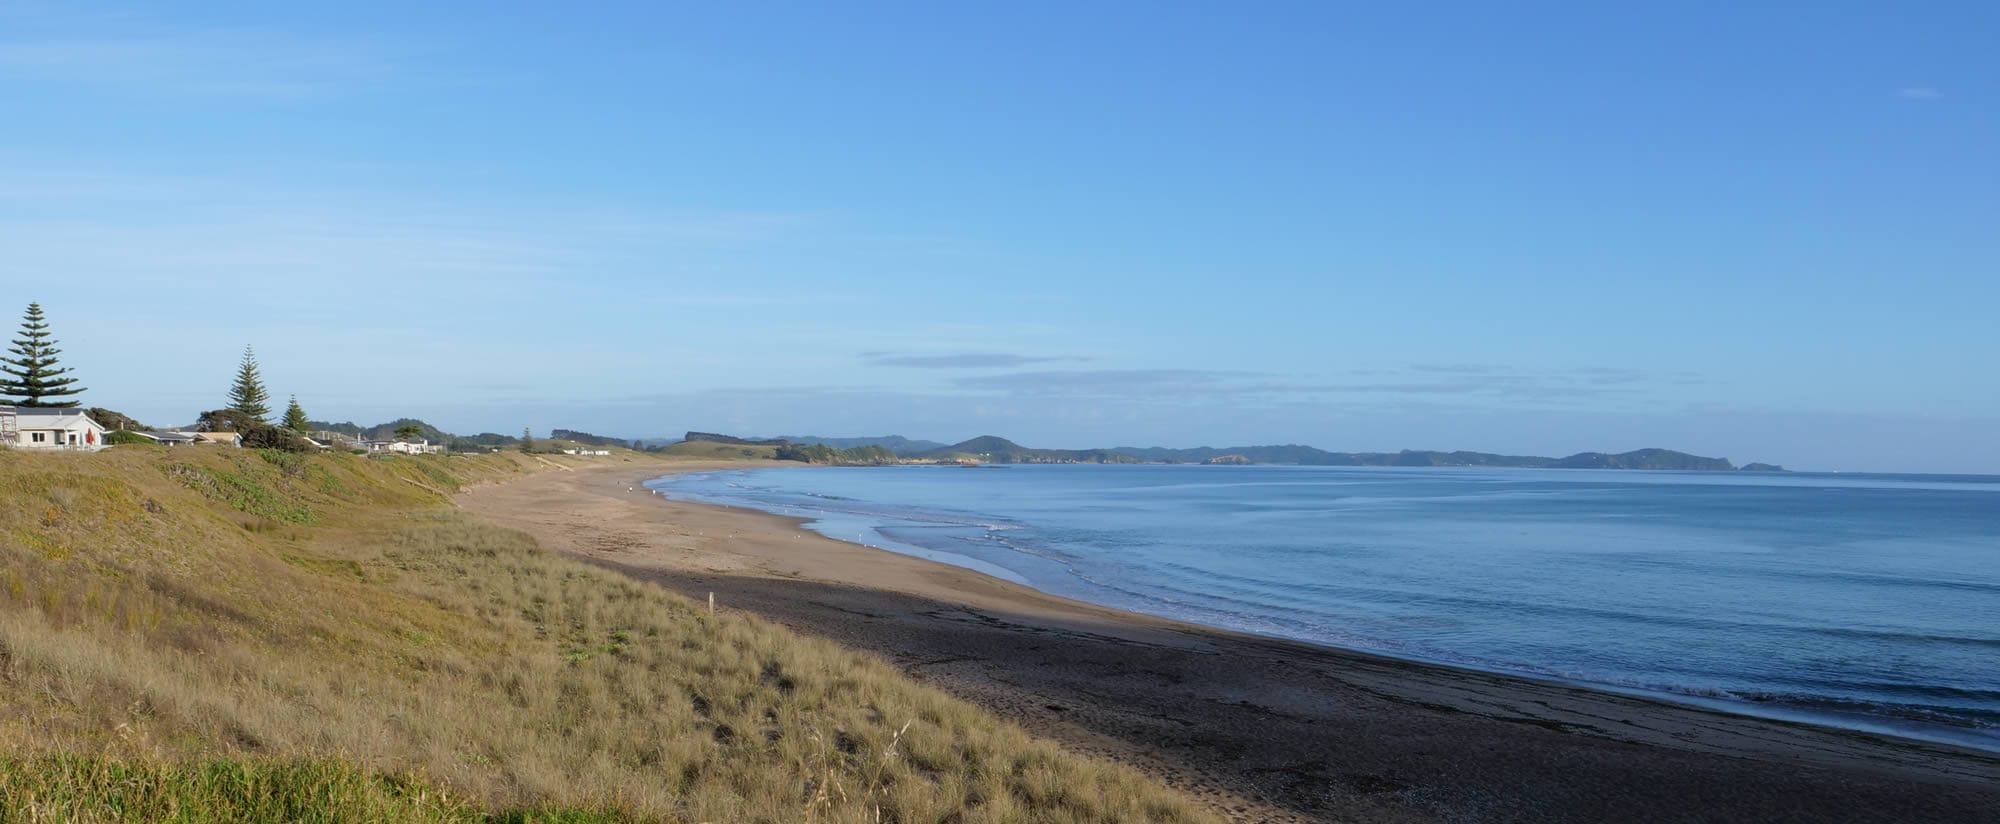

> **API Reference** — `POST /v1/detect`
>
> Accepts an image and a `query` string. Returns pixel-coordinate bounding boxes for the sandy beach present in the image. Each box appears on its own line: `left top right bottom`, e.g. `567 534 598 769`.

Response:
459 463 2000 823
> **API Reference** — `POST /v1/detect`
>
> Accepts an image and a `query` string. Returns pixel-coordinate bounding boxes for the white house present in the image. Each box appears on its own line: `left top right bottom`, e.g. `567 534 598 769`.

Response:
1 407 109 452
364 439 442 455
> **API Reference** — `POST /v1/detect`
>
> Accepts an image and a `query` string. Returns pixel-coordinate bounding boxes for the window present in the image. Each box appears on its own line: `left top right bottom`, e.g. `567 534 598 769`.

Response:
30 432 46 443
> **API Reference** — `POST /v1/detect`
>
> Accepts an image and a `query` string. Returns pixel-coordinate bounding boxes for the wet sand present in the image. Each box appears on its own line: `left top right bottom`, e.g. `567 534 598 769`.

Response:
458 463 2000 823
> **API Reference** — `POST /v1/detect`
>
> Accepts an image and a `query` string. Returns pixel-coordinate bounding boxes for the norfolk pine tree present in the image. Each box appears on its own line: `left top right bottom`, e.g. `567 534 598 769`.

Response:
228 345 272 421
282 395 311 433
1 302 86 407
520 427 535 453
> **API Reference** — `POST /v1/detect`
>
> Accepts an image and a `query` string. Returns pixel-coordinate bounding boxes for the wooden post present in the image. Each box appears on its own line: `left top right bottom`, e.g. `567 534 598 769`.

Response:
708 592 715 615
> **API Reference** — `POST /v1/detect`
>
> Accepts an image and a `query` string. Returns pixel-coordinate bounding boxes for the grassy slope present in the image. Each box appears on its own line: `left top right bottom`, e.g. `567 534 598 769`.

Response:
0 447 1216 823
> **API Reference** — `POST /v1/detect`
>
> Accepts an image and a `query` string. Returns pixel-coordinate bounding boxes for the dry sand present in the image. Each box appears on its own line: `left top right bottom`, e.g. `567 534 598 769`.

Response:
458 462 2000 823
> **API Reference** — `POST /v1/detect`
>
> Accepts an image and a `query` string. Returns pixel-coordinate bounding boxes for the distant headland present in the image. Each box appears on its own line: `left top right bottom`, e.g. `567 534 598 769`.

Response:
282 419 1785 472
676 432 1786 471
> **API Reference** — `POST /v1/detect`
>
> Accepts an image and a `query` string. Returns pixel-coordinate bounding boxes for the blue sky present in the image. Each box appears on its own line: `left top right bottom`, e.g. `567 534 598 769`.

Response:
2 2 1995 471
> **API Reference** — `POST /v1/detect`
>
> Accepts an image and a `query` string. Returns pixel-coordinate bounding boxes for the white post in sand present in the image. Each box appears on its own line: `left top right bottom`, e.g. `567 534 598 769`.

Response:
708 592 715 615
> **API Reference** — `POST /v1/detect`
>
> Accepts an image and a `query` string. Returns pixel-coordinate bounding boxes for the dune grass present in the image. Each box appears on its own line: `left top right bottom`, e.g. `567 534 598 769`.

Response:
0 447 1216 823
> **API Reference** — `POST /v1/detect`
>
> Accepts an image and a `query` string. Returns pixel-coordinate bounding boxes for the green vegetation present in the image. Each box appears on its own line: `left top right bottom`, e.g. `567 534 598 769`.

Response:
777 436 949 454
87 406 149 432
0 756 474 823
227 346 271 421
551 429 640 450
1 302 86 408
0 448 1213 822
773 444 896 465
916 436 1139 465
105 429 155 446
658 440 780 460
283 396 312 434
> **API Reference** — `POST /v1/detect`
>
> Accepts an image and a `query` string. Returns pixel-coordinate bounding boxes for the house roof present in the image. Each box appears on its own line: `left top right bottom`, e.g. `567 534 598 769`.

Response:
16 413 98 429
137 431 199 442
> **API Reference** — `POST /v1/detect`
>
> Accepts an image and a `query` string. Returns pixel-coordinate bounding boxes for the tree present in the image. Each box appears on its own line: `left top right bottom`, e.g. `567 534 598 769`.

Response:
87 407 146 431
1 302 86 407
520 427 535 453
239 425 316 453
282 395 311 433
195 408 259 433
394 423 423 441
228 345 271 421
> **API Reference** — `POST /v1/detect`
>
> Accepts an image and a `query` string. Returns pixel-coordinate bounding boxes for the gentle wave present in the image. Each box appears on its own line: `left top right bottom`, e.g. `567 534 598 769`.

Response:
648 464 2000 750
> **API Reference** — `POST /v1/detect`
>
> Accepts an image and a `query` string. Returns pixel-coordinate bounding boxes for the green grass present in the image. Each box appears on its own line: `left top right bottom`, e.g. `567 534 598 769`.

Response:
0 448 1219 823
0 755 622 823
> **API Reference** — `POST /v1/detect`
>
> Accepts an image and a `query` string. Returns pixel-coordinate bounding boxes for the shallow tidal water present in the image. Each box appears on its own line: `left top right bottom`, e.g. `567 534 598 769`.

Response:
648 464 2000 750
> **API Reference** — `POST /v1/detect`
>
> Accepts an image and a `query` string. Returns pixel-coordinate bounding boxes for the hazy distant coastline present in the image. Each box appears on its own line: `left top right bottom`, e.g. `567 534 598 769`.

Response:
714 432 1786 471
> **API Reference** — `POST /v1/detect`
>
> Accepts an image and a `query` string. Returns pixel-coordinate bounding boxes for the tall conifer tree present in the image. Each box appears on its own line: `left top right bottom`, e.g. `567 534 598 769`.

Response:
1 302 86 407
282 395 311 433
228 345 272 421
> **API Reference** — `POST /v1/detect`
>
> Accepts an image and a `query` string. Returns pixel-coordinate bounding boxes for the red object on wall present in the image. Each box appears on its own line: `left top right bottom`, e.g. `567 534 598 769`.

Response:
86 430 96 445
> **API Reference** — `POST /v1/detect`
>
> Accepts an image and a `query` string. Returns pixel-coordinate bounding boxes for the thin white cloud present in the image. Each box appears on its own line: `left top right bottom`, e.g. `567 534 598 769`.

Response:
1898 87 1942 101
0 27 391 98
865 352 1090 369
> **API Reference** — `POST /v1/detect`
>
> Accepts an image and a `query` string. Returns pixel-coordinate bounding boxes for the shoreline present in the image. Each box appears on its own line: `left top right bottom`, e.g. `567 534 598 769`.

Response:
460 462 2000 823
646 465 2000 755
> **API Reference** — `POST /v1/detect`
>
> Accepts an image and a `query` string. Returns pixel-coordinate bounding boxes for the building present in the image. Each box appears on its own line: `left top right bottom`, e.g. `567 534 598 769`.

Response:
0 407 109 451
128 430 200 447
364 439 442 455
185 431 243 447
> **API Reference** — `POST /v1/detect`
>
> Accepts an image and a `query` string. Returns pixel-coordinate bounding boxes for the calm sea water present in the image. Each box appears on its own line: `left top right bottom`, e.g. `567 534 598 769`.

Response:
646 464 2000 749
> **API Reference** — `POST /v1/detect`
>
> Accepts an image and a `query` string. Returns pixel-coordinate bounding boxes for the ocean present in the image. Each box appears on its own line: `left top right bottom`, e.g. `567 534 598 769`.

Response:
645 464 2000 750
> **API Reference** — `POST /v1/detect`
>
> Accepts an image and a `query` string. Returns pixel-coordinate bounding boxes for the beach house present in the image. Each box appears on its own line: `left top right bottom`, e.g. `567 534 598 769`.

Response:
365 439 443 455
0 407 109 451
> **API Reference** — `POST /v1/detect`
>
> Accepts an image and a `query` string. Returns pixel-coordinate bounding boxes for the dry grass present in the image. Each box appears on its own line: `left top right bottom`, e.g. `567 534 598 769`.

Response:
0 447 1217 823
0 756 488 823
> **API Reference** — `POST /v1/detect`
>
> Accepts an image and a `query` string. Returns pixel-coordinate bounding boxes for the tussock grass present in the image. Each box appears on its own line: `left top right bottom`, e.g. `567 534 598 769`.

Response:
0 755 477 823
0 448 1217 822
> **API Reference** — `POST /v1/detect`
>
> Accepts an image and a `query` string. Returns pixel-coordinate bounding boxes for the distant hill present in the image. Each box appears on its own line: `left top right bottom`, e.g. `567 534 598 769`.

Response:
1547 448 1736 471
304 419 520 452
660 440 782 460
916 436 1142 464
1104 444 1765 471
550 429 635 449
777 435 950 455
683 431 790 446
304 418 453 442
305 420 365 436
576 429 1782 472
